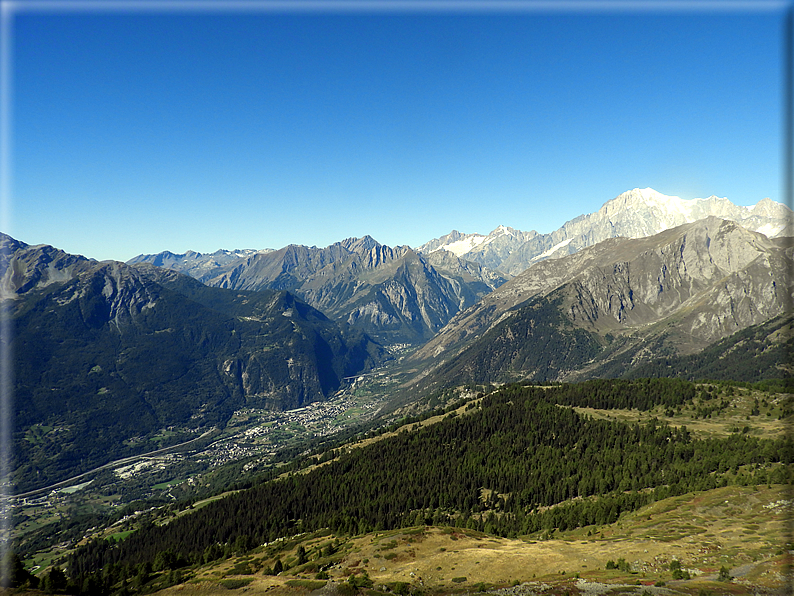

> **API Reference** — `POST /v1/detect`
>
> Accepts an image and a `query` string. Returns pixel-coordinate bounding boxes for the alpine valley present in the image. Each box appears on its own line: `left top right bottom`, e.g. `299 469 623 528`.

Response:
5 188 793 596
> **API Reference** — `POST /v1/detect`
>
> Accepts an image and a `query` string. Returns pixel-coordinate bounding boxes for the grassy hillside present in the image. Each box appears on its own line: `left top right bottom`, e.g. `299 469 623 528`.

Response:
46 378 790 596
68 484 792 596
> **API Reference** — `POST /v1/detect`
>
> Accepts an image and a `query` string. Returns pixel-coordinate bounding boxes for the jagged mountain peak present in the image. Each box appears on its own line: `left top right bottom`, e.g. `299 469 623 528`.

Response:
409 216 792 388
484 224 533 241
423 188 792 276
489 224 513 235
416 230 487 257
128 248 271 282
1 231 28 252
131 232 508 345
417 225 538 259
338 235 382 253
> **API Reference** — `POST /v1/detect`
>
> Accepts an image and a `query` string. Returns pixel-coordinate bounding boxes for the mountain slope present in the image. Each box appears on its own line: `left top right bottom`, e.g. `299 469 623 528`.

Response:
133 237 509 345
596 313 794 382
65 378 790 584
4 235 385 492
419 188 792 275
409 218 793 389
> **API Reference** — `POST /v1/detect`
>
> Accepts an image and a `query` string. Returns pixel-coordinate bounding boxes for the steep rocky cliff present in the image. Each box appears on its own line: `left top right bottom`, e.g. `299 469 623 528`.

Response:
133 236 509 345
408 218 793 388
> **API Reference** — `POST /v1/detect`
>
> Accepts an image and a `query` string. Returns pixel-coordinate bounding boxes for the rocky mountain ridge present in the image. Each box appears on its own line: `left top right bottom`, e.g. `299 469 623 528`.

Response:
132 236 509 345
127 188 789 342
416 225 537 259
418 188 792 275
0 233 96 300
408 217 793 389
130 247 273 280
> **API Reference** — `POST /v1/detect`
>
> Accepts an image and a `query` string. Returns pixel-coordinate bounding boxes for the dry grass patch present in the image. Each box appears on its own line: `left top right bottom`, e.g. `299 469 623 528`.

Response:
159 485 788 595
573 385 790 440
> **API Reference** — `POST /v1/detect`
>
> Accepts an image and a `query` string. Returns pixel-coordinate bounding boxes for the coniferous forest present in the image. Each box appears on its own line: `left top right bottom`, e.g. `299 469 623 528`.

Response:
62 379 791 592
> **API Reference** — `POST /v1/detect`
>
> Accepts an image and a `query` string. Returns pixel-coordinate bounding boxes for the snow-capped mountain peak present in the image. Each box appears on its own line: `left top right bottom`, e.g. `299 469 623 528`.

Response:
440 234 488 257
416 230 488 257
416 224 537 258
417 187 792 276
601 188 780 236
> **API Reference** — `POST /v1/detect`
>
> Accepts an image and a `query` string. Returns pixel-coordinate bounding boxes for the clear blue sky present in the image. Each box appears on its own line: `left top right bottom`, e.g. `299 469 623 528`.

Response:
6 1 789 262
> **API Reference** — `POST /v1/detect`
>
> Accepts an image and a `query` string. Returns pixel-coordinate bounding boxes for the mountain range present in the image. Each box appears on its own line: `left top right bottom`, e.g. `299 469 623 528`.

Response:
7 186 793 596
131 236 508 345
407 216 793 393
417 187 792 275
6 187 792 491
130 188 791 346
128 247 273 279
1 234 385 491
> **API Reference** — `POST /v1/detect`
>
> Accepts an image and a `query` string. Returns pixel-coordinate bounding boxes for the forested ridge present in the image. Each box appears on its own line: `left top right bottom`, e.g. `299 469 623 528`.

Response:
65 378 791 588
424 294 603 389
621 314 794 383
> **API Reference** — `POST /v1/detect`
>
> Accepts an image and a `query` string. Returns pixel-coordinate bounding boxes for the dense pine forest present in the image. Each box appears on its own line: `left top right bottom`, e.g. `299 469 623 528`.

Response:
54 378 791 595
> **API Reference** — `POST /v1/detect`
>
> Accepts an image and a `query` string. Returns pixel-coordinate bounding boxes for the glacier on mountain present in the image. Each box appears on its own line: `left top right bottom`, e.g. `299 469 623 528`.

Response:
438 235 488 257
417 187 792 276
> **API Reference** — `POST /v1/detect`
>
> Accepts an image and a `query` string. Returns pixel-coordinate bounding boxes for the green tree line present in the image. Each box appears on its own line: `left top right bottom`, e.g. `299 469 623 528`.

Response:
65 380 791 592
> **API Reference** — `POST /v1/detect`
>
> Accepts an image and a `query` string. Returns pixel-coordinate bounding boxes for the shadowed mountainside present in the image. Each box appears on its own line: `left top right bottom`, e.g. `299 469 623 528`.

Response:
132 236 509 345
3 234 386 492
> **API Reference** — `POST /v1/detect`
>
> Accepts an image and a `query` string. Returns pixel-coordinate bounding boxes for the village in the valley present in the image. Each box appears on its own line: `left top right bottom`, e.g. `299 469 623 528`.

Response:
10 372 393 567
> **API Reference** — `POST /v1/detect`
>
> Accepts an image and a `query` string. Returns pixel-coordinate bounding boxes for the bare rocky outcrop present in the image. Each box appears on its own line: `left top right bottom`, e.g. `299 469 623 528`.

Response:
0 233 95 300
411 218 793 372
133 236 510 345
